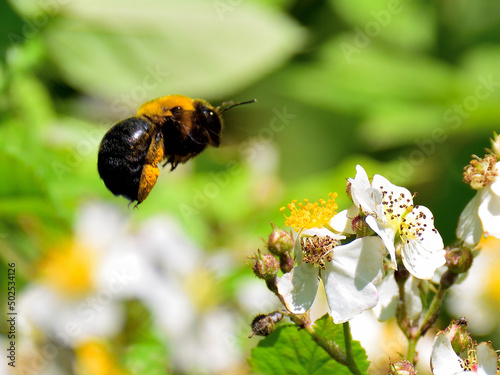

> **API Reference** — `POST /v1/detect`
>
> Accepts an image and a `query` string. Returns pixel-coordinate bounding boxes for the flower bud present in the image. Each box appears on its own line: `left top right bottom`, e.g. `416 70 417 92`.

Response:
251 250 279 280
446 246 473 274
388 360 417 375
248 311 283 338
442 317 474 354
267 222 294 256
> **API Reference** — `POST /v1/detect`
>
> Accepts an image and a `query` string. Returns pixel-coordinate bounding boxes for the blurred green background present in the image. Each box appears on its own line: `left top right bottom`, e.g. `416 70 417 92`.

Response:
1 0 500 374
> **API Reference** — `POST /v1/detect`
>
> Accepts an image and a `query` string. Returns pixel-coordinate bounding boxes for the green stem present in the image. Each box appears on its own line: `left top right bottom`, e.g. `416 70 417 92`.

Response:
396 275 409 338
301 324 348 366
416 277 450 338
287 313 362 374
343 322 363 375
406 337 418 364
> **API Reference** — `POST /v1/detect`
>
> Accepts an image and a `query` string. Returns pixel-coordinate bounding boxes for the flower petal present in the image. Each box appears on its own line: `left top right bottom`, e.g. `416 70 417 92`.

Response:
330 206 358 234
478 185 500 240
401 205 446 279
372 174 414 219
457 191 483 248
431 333 466 375
277 263 319 314
405 277 423 320
292 230 303 262
401 239 446 280
371 273 399 322
489 162 500 196
476 342 498 375
302 227 345 240
365 215 397 264
349 165 382 216
321 237 384 323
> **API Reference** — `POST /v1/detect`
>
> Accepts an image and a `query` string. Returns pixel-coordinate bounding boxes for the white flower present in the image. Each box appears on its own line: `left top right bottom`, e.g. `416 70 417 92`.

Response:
457 160 500 248
136 216 242 373
278 193 385 323
18 203 150 346
277 228 385 323
348 165 446 280
431 332 498 375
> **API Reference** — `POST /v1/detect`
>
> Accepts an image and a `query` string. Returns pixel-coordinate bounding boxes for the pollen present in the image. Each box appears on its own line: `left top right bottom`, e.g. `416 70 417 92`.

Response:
280 192 338 232
380 188 414 227
399 210 426 243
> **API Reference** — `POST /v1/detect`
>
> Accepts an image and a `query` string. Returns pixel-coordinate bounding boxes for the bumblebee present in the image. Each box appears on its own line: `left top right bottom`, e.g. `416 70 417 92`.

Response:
98 95 255 205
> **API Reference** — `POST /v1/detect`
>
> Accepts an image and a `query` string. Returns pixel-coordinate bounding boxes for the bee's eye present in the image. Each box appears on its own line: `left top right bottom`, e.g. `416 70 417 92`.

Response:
202 108 214 117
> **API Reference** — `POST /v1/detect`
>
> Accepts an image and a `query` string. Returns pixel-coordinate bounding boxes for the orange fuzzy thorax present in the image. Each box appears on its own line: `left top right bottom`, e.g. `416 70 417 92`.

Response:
136 95 196 117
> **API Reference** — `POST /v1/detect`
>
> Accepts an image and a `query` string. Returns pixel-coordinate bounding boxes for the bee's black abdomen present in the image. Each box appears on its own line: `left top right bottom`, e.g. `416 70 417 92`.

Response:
97 117 154 202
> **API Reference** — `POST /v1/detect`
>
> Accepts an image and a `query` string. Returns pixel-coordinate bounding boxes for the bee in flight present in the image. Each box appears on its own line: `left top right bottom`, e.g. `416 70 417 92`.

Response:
98 95 255 206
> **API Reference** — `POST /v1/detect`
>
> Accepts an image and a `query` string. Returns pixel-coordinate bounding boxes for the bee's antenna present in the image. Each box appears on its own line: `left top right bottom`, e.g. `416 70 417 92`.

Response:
217 99 257 114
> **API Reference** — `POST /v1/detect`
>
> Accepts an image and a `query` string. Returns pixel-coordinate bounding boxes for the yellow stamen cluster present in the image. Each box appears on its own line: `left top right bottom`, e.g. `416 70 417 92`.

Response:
38 243 96 297
74 341 126 375
280 192 338 232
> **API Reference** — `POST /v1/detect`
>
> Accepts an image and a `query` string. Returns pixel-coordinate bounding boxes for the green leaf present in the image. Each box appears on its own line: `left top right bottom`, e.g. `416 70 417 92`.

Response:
249 315 369 375
42 0 304 101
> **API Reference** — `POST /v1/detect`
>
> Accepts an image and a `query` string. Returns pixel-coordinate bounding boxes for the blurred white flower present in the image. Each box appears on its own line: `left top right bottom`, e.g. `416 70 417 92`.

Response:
135 216 242 373
446 237 500 335
21 202 244 373
431 332 498 375
348 165 446 280
457 158 500 248
19 202 149 347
